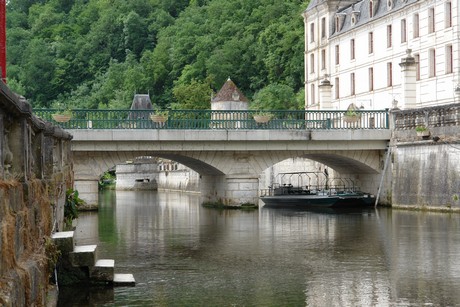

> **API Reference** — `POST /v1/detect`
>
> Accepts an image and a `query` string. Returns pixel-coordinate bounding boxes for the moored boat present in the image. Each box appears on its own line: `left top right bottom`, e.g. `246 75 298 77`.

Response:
260 171 375 208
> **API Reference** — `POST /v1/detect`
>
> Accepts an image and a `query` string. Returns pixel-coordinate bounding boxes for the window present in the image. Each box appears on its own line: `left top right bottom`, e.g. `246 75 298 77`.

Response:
335 16 340 32
428 8 435 33
350 73 355 95
310 84 316 105
414 54 420 81
387 62 393 86
321 49 326 70
350 39 355 60
335 45 340 65
369 67 374 91
401 19 407 43
446 45 453 74
413 14 419 38
335 77 340 99
310 23 315 42
445 2 452 28
310 53 315 73
368 32 374 54
387 0 393 10
369 0 374 18
429 49 436 77
387 25 392 48
321 17 326 38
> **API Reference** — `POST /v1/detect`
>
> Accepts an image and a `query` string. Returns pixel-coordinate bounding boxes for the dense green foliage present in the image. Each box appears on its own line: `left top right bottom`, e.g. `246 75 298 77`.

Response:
7 0 307 110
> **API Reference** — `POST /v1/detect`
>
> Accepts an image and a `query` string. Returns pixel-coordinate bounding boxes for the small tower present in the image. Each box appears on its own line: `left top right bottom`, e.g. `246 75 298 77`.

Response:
128 94 153 128
211 78 249 111
211 78 249 128
130 94 153 110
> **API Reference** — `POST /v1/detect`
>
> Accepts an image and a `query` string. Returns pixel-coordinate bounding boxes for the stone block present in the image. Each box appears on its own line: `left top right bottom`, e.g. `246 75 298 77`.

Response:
70 244 97 267
90 259 115 282
51 231 74 254
15 212 25 259
113 273 135 287
24 260 44 305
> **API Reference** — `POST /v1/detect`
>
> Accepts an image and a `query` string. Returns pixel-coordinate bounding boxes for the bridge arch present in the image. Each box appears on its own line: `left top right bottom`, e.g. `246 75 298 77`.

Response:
73 148 384 206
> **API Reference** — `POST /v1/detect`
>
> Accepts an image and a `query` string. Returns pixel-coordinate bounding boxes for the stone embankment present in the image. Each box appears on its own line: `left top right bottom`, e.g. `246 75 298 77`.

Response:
391 104 460 211
0 82 73 306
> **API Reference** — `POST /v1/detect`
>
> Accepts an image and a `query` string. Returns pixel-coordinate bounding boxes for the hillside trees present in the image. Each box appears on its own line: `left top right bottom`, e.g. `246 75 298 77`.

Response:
6 0 307 110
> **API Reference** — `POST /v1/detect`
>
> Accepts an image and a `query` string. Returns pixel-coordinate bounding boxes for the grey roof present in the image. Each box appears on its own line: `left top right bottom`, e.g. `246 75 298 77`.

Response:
305 0 356 12
212 79 248 103
130 94 153 110
331 0 418 37
305 0 326 11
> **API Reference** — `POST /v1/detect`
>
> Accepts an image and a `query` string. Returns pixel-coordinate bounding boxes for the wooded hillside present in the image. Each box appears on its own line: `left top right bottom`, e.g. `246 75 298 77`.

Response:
7 0 308 110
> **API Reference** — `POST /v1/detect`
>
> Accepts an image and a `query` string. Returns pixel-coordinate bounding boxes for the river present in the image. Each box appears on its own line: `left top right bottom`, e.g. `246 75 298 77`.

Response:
58 190 460 306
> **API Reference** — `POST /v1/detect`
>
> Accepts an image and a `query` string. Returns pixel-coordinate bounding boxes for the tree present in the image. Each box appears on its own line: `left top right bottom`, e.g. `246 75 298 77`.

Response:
172 78 214 110
123 11 148 59
20 38 57 107
6 0 308 110
251 83 298 110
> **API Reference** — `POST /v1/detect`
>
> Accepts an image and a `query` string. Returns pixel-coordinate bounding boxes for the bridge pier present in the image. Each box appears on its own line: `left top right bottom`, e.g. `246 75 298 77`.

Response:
200 175 259 206
75 176 99 206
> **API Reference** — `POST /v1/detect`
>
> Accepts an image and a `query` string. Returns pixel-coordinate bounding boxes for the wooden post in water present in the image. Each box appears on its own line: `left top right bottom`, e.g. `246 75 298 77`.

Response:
375 147 392 207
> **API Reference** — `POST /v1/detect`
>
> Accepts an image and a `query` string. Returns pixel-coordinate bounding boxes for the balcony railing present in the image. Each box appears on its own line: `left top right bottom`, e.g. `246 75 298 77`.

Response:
33 109 389 130
392 103 460 130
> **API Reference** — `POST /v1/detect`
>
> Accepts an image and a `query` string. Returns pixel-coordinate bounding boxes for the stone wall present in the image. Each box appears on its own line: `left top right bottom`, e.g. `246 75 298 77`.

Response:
157 167 200 192
0 82 73 306
391 104 460 210
116 163 158 190
392 143 460 209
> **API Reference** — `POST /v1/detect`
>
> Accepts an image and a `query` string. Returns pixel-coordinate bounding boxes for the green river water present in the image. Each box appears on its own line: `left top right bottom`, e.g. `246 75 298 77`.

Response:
58 190 460 306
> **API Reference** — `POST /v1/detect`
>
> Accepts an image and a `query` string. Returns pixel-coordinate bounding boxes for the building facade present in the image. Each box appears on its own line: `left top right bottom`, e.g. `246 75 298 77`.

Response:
303 0 459 110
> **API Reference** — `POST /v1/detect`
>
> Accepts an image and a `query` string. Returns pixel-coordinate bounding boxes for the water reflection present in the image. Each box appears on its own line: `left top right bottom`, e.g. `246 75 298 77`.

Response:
60 190 460 306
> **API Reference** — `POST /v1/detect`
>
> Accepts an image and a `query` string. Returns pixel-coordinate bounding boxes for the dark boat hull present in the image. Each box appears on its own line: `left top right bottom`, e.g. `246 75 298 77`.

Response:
260 194 375 208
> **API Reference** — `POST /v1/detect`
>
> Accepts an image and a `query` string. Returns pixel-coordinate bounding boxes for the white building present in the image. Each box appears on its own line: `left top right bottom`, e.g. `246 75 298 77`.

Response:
303 0 459 110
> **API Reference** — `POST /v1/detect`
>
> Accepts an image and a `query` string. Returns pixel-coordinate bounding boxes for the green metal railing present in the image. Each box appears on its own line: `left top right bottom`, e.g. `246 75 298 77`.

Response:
33 109 389 130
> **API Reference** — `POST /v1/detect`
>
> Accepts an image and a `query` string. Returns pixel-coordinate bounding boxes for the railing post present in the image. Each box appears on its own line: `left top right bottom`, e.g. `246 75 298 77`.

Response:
386 108 391 129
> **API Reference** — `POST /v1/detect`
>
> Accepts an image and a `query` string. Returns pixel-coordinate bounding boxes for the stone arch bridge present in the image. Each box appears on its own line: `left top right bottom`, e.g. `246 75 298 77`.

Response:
70 129 390 205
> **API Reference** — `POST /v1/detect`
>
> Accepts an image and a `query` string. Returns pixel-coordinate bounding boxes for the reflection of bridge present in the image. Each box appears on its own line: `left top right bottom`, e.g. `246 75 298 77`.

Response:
35 109 391 206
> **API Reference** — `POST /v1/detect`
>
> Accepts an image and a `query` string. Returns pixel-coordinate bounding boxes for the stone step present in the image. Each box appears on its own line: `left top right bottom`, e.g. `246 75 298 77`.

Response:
69 244 97 267
90 259 115 282
51 231 74 254
113 273 136 287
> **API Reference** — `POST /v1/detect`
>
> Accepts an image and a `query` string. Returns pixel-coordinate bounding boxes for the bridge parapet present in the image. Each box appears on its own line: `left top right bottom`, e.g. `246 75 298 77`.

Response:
392 103 460 130
391 103 460 142
34 109 389 130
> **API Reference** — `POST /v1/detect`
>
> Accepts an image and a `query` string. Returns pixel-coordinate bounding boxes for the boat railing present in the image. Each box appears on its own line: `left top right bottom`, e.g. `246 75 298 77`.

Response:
260 182 362 197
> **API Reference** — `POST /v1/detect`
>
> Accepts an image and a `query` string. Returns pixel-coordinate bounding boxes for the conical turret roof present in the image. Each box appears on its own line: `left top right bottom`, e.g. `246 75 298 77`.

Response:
212 78 248 103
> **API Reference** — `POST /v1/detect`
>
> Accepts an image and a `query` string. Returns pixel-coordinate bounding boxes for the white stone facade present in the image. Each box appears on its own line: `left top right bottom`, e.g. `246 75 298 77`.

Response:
157 161 201 192
303 0 459 110
116 163 158 190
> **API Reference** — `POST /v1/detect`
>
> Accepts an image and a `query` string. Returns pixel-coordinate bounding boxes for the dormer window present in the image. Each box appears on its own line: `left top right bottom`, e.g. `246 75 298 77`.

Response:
335 13 346 32
351 11 360 26
387 0 393 10
369 0 379 18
